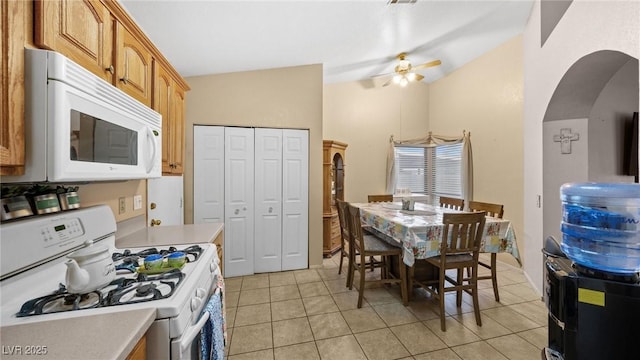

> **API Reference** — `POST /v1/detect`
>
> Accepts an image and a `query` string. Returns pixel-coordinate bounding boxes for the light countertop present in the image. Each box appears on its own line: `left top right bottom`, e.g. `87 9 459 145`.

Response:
116 223 224 248
0 308 155 360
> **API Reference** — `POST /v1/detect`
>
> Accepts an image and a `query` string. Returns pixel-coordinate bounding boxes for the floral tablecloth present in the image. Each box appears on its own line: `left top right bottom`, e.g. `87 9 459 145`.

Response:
355 202 521 267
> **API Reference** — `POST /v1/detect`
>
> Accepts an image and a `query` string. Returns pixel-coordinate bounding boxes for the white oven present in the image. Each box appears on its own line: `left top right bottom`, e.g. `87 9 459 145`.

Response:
3 49 162 183
0 206 224 360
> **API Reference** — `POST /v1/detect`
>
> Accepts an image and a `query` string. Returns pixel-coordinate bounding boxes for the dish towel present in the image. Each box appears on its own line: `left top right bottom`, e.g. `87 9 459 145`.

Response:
200 287 225 360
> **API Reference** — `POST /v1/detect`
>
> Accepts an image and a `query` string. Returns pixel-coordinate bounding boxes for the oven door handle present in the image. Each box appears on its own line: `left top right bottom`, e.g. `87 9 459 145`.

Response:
179 311 210 353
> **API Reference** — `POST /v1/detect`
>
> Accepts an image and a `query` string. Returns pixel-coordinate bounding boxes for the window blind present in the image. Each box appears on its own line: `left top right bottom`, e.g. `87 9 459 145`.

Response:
394 143 463 204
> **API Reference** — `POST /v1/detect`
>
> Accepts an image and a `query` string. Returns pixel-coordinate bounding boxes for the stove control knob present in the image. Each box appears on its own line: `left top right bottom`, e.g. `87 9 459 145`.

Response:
210 262 217 273
196 288 206 298
191 297 202 311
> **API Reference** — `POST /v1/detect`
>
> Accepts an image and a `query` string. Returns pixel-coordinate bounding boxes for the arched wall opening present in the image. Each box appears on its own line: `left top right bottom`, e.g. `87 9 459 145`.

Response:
542 50 639 245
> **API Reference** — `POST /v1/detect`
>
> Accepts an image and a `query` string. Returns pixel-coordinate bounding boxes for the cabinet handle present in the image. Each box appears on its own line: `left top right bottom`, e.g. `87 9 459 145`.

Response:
105 65 114 74
234 209 239 215
120 76 128 85
268 207 273 213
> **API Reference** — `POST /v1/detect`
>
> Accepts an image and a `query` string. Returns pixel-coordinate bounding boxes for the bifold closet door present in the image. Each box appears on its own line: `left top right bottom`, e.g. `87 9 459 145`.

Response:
224 127 255 277
254 129 283 273
194 126 308 276
193 126 224 224
281 129 309 271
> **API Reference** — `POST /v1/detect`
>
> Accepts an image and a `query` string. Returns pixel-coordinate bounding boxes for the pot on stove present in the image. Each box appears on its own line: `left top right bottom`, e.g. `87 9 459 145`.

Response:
65 240 115 294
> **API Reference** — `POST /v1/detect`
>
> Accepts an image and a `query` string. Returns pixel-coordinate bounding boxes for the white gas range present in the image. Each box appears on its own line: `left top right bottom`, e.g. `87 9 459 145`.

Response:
0 205 224 360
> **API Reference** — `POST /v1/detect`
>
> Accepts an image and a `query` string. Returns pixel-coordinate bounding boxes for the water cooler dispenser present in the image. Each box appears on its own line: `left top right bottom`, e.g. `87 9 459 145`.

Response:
543 183 640 360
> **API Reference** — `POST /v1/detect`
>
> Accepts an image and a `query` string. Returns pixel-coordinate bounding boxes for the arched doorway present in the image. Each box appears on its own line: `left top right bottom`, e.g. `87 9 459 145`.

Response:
542 50 639 243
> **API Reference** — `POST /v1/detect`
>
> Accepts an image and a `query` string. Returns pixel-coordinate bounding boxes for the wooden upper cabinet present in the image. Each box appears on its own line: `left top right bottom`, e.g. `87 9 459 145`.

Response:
171 86 185 174
1 0 26 175
115 22 152 106
34 0 114 83
153 63 185 175
154 63 173 173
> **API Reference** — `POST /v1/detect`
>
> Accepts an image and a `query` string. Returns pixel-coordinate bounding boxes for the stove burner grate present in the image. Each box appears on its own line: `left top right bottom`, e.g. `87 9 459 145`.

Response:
15 269 185 317
105 269 183 306
112 245 203 263
17 284 103 317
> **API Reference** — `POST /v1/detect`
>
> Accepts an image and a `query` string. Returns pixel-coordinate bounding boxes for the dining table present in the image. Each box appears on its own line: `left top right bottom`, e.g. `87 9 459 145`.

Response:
354 201 521 267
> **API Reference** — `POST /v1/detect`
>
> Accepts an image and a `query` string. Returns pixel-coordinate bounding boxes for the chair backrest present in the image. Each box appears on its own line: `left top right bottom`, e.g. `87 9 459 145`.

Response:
368 194 393 203
440 212 486 256
468 200 504 219
346 204 366 258
439 196 465 211
336 199 350 247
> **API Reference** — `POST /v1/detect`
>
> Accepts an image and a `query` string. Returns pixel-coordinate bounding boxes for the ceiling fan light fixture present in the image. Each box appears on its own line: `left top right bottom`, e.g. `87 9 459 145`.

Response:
399 76 409 87
393 74 402 84
406 72 417 82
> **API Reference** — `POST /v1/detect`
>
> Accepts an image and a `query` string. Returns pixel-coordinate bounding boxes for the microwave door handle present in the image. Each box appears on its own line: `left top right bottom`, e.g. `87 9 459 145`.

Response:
179 311 210 353
146 127 157 174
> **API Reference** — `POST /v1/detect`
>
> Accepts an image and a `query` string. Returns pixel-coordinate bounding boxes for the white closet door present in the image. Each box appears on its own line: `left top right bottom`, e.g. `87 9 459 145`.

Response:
224 127 255 277
193 126 224 224
282 129 309 271
254 128 283 273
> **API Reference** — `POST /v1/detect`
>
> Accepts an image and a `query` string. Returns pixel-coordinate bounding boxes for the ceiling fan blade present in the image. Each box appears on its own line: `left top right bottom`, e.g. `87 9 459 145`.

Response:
413 60 442 71
382 78 393 87
415 73 424 82
372 71 395 79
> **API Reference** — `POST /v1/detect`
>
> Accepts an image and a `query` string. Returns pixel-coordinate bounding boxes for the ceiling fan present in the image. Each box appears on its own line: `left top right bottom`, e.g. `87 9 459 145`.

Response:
378 53 442 87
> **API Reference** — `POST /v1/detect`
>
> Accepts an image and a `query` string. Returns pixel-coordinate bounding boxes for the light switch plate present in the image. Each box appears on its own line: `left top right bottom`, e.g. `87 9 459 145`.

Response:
133 195 143 210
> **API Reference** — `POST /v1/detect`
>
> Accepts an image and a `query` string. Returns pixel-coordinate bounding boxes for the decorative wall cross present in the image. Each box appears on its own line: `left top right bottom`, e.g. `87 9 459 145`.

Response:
553 128 580 154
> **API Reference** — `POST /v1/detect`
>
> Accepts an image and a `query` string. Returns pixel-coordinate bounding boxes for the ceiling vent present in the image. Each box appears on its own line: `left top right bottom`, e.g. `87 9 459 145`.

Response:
388 0 418 4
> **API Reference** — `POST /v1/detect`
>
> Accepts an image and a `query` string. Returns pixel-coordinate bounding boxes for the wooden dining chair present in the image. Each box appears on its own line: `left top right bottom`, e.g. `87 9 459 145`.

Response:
409 211 486 331
335 199 353 285
337 199 380 287
439 196 465 211
468 200 504 301
347 203 408 308
368 194 393 203
366 195 393 270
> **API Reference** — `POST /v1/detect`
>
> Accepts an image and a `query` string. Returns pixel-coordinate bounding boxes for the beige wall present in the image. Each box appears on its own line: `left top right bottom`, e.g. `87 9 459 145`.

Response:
429 35 524 267
183 64 324 267
323 81 430 203
78 180 146 223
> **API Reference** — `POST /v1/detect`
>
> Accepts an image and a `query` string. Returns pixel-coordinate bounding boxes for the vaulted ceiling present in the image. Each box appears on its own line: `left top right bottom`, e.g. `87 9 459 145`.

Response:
120 0 534 84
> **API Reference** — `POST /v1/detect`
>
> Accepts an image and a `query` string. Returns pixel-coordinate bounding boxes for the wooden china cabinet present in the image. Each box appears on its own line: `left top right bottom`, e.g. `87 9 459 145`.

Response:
322 140 347 257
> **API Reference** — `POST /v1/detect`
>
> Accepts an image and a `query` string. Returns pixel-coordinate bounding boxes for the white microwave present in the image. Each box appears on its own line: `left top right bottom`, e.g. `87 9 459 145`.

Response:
3 49 161 183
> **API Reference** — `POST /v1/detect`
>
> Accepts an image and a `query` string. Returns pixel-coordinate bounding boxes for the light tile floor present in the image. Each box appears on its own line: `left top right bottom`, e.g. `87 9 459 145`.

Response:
223 254 547 360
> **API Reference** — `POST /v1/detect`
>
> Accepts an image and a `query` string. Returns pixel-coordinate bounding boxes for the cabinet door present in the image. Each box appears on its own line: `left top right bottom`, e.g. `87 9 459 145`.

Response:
154 64 185 175
0 0 25 174
34 0 113 82
115 22 152 106
254 129 283 273
171 86 185 174
224 127 255 277
282 129 309 271
154 64 173 173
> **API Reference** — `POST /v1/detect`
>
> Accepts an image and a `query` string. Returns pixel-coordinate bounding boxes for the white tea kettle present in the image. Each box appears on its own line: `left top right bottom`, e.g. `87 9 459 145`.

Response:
65 240 116 294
